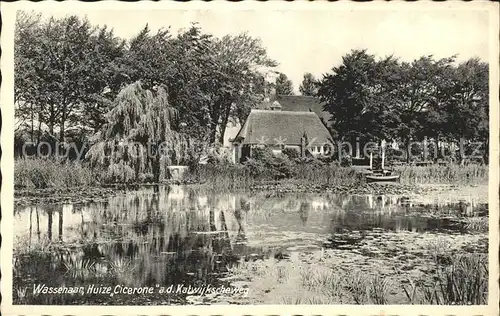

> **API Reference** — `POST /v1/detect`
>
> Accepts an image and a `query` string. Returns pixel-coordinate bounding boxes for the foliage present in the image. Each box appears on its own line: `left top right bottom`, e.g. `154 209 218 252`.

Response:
299 72 318 96
282 147 300 160
14 158 95 189
396 164 487 185
275 72 294 95
15 11 126 145
86 82 193 183
246 146 293 179
419 254 488 305
317 49 489 163
15 13 277 156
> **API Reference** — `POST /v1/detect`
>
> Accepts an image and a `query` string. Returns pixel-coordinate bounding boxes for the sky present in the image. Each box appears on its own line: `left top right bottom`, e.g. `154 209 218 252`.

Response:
43 8 489 94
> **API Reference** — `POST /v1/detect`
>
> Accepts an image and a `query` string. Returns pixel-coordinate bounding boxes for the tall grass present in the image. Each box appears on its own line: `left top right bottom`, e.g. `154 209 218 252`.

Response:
15 158 96 189
396 165 487 185
193 163 360 190
425 254 488 305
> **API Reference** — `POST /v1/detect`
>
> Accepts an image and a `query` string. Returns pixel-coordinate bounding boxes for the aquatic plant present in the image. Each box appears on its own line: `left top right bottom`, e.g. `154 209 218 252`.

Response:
109 257 137 274
367 274 393 304
342 270 369 304
396 164 487 185
194 161 359 190
431 254 488 304
15 158 95 189
14 286 28 304
63 257 97 279
425 238 454 264
279 293 335 305
464 217 488 233
400 253 488 305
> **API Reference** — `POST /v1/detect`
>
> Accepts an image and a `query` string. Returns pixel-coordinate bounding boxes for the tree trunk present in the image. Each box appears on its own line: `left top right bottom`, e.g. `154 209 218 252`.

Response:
59 119 65 143
47 210 53 241
209 121 218 144
434 136 440 162
30 103 34 143
405 137 411 164
152 144 161 183
58 208 63 241
218 102 232 145
218 124 227 145
36 114 42 146
59 118 65 159
459 138 466 165
483 138 489 164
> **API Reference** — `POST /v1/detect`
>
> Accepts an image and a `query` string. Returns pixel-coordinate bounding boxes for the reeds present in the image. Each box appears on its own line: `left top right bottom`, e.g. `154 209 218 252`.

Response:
464 217 489 233
427 254 488 305
399 253 488 305
194 163 359 190
15 158 95 189
396 165 487 185
63 258 97 279
194 162 487 191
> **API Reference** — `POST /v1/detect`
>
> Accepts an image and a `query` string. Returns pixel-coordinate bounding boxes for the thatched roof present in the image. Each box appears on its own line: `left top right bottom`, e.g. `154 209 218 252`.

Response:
233 109 332 146
259 95 332 126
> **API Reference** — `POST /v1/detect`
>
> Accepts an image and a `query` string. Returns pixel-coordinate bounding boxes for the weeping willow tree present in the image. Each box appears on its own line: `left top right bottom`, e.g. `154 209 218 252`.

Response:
86 82 194 183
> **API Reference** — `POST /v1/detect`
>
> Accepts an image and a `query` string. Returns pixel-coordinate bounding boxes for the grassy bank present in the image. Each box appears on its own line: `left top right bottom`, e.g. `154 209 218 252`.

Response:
396 164 487 185
15 159 96 189
14 158 488 191
193 163 360 190
195 163 488 189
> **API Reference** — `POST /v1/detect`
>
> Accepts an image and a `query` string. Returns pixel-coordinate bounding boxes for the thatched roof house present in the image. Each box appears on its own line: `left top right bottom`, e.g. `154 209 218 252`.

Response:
232 107 332 162
259 95 332 127
233 109 331 146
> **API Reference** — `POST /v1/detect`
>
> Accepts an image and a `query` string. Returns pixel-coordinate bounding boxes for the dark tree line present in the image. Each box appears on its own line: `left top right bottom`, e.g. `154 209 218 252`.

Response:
15 13 488 165
14 12 277 153
316 50 489 163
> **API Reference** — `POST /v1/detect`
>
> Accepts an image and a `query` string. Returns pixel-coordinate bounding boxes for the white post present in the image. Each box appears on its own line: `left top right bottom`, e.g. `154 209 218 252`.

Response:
369 152 373 169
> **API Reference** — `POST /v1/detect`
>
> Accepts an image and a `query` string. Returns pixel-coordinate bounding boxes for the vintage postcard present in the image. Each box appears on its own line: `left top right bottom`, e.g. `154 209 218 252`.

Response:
1 1 499 315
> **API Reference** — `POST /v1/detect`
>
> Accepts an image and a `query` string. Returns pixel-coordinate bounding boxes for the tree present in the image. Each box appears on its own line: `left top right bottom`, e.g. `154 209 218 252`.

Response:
14 11 43 144
391 56 456 162
443 58 488 163
317 50 383 143
86 82 192 183
82 26 127 132
299 73 318 96
275 72 294 95
207 33 277 144
14 12 126 147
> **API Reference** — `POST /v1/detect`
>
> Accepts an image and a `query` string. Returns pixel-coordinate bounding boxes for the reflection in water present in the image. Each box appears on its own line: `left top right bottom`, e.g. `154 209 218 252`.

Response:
13 185 487 304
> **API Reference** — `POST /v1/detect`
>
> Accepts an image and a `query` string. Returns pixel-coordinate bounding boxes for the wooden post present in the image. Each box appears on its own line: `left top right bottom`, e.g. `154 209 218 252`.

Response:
300 137 305 157
370 152 373 170
381 146 385 170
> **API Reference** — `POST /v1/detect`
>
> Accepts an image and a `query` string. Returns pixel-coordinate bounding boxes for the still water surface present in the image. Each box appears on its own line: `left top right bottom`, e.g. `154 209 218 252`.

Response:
13 185 487 304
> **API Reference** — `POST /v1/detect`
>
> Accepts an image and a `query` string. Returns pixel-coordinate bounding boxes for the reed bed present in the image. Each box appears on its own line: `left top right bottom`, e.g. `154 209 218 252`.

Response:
228 252 487 305
396 164 487 185
401 253 488 305
193 163 360 190
15 157 487 190
195 162 487 190
464 217 489 233
15 158 95 189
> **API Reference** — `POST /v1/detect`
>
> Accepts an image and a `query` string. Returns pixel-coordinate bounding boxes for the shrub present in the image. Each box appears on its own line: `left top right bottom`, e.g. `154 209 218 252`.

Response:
282 147 300 160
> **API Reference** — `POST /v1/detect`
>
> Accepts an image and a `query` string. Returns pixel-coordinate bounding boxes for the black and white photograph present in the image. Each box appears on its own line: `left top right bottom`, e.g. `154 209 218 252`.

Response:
1 1 499 315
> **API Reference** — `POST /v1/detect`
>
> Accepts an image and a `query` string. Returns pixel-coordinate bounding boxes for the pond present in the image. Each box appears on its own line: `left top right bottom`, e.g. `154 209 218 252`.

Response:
12 185 488 305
